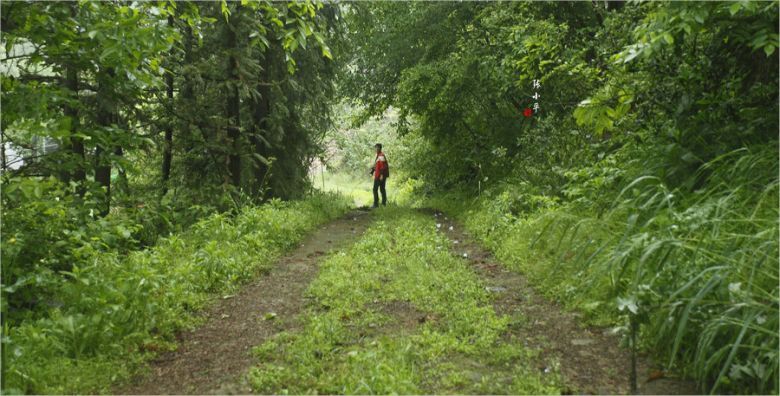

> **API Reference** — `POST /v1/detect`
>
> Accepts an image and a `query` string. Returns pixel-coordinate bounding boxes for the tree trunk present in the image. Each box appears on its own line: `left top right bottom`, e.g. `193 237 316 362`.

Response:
95 68 116 216
606 0 625 11
64 64 85 193
250 55 271 198
94 145 111 215
64 4 85 193
115 145 128 196
177 20 195 155
227 89 241 187
225 8 241 188
161 14 175 196
1 133 7 172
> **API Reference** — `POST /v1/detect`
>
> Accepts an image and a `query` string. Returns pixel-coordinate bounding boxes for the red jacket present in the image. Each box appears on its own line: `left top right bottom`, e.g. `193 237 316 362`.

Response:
374 151 387 180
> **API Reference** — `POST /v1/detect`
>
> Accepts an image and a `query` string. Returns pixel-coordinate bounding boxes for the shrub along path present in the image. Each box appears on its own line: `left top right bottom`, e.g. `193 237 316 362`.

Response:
117 210 374 395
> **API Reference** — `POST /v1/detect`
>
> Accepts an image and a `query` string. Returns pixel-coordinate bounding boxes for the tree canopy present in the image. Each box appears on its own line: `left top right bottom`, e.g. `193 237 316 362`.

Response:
1 1 778 394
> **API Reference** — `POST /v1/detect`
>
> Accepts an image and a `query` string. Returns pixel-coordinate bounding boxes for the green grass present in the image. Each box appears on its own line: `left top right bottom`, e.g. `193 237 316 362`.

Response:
3 192 352 394
312 171 374 207
424 145 779 394
248 207 561 394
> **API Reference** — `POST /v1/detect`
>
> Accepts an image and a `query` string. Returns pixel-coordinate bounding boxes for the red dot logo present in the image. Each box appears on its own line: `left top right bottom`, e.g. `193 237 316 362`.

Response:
523 108 533 117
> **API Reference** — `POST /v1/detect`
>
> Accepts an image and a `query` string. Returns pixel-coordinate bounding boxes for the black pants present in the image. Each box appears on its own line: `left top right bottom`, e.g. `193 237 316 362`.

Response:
373 178 387 207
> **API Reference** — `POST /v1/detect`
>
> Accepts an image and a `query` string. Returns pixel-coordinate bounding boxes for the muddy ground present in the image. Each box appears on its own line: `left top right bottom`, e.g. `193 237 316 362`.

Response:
429 209 698 395
118 207 698 395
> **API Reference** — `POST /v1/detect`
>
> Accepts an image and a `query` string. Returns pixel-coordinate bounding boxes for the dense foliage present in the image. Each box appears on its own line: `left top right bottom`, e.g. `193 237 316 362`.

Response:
1 1 345 393
344 1 779 393
2 1 341 322
3 192 350 393
2 0 778 394
2 1 341 200
323 104 402 180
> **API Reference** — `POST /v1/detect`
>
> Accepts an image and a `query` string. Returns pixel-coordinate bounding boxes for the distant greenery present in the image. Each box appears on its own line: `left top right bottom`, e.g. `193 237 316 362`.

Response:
249 207 560 394
345 1 778 393
322 103 404 180
317 102 419 207
312 171 374 208
3 193 351 394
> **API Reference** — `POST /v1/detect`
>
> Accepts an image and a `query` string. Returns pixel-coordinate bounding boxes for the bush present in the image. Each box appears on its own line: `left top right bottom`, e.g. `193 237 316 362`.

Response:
2 192 351 394
2 177 143 325
431 144 778 394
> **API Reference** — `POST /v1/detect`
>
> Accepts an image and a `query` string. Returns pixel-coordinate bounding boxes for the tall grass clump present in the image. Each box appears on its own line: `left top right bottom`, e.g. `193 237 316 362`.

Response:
434 144 778 394
1 192 351 394
633 146 779 394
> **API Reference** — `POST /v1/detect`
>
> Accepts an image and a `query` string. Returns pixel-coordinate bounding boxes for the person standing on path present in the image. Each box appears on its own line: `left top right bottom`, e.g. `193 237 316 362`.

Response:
370 143 388 208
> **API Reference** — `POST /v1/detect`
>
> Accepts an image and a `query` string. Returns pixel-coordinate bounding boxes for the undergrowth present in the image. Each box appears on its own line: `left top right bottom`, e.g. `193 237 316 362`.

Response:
1 192 351 394
426 144 779 394
248 207 561 394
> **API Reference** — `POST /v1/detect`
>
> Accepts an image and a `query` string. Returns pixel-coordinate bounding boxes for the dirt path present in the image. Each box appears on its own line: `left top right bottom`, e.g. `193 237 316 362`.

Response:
118 210 373 395
429 210 698 395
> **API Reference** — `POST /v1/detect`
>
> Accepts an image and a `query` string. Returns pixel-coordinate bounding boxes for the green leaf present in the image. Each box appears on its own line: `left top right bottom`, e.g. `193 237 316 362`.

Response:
729 2 741 15
322 46 332 60
256 34 270 50
221 1 231 20
617 296 638 314
615 103 630 118
4 36 15 55
252 153 271 165
100 46 119 62
764 44 775 57
751 33 768 49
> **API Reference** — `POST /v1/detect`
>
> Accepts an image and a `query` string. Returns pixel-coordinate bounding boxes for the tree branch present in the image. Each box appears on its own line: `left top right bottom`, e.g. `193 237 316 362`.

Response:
0 52 37 62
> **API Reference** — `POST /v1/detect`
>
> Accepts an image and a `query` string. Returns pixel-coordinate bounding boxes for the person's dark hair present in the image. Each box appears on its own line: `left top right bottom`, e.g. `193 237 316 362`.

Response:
375 143 382 150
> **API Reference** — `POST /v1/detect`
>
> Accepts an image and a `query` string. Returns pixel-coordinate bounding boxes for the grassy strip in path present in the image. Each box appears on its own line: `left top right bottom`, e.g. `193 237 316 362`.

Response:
248 206 561 394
